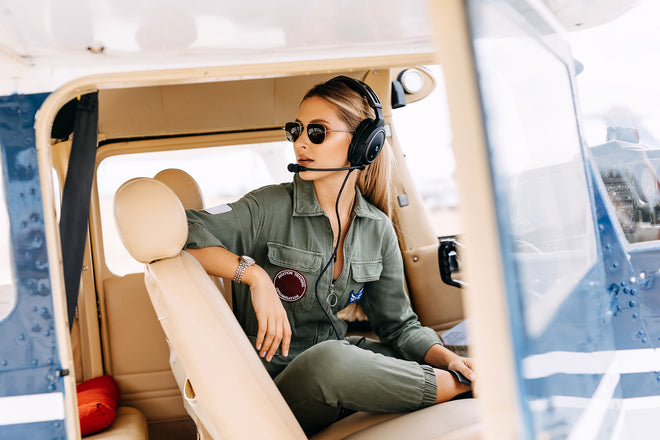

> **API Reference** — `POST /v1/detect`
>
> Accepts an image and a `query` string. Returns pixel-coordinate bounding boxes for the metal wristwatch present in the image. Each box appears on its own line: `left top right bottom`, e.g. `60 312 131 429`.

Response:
233 255 255 283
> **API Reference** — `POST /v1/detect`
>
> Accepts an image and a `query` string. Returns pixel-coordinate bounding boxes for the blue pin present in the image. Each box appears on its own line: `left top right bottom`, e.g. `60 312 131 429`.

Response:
350 286 365 303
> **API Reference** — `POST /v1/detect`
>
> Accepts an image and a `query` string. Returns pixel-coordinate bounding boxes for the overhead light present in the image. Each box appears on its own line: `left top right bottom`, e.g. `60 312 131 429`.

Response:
398 68 424 94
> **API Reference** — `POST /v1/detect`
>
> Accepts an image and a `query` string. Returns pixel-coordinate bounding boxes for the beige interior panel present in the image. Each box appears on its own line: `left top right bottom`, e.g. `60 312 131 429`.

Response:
383 90 466 330
98 72 368 140
103 273 187 423
402 245 464 332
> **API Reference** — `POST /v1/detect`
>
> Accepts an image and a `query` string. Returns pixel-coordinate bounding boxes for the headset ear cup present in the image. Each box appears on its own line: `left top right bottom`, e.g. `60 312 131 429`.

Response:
348 119 385 167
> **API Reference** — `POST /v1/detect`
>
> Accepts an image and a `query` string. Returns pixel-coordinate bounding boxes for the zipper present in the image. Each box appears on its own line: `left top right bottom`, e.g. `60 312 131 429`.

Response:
327 282 338 308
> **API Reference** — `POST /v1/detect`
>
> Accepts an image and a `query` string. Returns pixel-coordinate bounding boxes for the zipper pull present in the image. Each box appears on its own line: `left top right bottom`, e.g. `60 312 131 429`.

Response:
327 283 338 308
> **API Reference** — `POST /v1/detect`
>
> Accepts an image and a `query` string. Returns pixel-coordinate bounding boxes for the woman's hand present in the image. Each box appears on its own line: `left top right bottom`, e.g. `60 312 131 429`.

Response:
245 265 292 362
423 344 476 382
447 357 475 382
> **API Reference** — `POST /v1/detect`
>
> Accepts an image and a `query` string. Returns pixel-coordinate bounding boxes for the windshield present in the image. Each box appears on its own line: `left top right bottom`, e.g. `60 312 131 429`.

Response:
570 1 660 244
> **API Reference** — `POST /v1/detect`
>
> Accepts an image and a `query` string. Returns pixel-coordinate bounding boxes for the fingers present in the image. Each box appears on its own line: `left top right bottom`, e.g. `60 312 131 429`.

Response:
255 310 292 362
458 359 475 381
449 358 476 382
262 318 281 362
281 320 292 358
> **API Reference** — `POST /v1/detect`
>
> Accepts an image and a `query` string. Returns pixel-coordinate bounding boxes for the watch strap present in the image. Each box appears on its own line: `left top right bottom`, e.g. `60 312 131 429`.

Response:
233 256 254 284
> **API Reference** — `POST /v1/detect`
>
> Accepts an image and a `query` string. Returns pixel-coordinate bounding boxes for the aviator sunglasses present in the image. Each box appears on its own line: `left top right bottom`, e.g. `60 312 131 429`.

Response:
284 121 354 144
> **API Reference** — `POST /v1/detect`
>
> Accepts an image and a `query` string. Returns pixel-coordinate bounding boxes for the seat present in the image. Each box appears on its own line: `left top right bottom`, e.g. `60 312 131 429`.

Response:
113 177 482 440
153 168 231 305
85 407 148 440
153 168 204 210
114 177 306 439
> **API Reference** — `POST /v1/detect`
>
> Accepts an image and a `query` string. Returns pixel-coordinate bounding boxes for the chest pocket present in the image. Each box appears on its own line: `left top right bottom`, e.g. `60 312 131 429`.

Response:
351 260 383 283
266 242 322 312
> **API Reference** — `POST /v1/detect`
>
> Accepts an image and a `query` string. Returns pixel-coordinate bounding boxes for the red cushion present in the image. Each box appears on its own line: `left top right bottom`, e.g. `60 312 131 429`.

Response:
77 375 121 436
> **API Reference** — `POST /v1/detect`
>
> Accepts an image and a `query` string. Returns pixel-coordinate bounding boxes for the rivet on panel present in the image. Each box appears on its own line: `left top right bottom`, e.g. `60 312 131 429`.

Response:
413 256 419 262
629 300 637 307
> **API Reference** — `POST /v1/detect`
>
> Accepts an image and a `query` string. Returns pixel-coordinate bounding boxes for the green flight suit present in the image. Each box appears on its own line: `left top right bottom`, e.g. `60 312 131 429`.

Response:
185 174 442 434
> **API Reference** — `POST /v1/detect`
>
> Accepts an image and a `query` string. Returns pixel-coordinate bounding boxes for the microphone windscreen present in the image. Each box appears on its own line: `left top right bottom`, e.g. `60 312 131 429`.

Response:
287 163 305 173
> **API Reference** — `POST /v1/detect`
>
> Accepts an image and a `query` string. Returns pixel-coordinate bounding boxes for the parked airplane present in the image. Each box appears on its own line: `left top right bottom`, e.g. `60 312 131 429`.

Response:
0 0 656 439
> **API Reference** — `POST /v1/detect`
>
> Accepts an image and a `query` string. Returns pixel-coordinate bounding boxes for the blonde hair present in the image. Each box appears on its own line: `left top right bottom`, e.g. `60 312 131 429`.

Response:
302 77 393 218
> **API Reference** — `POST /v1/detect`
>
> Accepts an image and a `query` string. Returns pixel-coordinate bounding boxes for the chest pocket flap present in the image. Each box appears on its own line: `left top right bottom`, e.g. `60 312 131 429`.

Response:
351 260 383 283
267 242 322 272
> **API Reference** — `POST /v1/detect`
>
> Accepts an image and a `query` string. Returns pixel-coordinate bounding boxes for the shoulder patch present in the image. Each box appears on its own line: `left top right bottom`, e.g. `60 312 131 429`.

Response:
204 204 232 215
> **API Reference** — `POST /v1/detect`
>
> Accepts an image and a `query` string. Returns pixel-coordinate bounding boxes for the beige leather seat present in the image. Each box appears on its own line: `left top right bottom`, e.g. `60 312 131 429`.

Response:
153 168 231 305
153 168 204 210
114 177 305 439
85 407 148 440
113 177 481 440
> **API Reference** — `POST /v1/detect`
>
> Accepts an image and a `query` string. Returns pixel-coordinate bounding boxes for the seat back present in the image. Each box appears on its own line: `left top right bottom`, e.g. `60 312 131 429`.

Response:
153 168 231 306
153 168 204 210
113 177 306 440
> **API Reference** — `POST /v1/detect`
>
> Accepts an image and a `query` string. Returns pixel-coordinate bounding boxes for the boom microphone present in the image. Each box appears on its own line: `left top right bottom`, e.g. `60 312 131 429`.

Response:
287 163 364 173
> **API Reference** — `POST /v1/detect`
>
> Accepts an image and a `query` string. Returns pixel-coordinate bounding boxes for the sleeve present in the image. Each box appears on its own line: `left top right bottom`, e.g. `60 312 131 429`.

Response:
185 190 265 256
358 222 442 363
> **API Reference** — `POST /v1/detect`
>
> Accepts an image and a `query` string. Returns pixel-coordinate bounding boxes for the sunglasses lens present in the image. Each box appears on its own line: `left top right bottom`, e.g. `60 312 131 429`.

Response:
307 124 326 144
284 122 301 142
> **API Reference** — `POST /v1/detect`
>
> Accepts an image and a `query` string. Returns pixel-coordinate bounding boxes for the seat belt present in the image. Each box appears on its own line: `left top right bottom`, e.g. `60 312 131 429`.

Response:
59 93 98 329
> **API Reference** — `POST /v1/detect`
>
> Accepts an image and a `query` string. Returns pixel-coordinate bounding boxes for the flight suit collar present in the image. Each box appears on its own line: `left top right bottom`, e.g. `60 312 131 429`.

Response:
292 174 381 220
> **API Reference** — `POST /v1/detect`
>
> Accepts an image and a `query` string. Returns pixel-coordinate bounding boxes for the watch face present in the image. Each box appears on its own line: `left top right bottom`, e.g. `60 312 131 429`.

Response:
242 256 255 265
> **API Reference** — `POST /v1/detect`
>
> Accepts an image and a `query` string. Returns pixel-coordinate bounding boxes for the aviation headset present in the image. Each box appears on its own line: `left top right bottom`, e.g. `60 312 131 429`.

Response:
330 76 387 168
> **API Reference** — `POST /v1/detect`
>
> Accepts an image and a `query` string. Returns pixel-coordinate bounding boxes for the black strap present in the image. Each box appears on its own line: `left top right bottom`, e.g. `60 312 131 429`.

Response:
59 93 98 329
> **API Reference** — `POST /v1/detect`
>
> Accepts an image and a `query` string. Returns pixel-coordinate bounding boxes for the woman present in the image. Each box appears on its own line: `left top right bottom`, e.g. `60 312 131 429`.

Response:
185 76 474 434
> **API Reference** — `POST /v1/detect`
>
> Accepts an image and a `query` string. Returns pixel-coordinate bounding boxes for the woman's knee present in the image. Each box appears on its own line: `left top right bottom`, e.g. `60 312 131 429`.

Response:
276 340 355 396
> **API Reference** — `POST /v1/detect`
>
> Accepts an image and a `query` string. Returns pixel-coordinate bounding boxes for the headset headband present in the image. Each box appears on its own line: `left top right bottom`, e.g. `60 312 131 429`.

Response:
330 76 384 121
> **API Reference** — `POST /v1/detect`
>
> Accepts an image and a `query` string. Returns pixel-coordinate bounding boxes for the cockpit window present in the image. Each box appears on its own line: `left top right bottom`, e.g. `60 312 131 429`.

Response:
97 142 294 275
569 2 660 244
469 0 597 336
0 155 17 322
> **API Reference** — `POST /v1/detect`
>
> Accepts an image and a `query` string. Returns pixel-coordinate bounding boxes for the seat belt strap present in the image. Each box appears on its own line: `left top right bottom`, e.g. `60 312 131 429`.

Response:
59 93 98 329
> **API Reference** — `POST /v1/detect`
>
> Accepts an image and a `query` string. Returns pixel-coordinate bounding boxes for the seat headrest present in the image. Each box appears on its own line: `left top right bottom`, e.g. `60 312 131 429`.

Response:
114 178 187 263
154 168 204 210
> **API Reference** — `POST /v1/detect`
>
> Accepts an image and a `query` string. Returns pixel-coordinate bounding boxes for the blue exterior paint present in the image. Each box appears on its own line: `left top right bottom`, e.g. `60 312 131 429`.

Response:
0 93 67 439
1 420 66 440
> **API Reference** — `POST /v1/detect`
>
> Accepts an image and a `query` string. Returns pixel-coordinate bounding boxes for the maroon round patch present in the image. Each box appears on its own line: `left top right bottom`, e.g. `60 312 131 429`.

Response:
273 269 307 302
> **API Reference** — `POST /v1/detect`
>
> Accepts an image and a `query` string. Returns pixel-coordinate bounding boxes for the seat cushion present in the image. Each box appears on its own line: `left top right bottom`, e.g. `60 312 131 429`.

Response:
77 375 121 436
85 406 148 440
311 399 481 440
